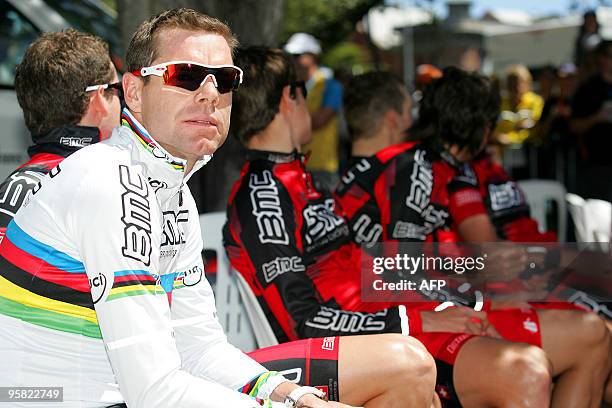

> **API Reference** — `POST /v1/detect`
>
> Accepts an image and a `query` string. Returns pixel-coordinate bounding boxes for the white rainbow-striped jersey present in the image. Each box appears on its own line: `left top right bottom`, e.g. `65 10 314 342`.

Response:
0 109 285 407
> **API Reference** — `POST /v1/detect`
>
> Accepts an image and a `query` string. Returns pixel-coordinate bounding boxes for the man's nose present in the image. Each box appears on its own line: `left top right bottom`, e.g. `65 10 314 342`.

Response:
195 75 219 105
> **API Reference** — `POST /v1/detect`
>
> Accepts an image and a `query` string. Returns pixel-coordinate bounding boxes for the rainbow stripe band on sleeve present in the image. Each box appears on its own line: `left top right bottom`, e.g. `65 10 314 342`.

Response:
239 371 279 401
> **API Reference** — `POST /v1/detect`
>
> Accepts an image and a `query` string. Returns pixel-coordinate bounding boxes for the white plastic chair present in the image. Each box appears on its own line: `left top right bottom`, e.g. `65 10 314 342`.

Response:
566 194 612 250
566 193 587 242
585 199 611 245
517 179 567 242
199 212 257 352
234 272 280 348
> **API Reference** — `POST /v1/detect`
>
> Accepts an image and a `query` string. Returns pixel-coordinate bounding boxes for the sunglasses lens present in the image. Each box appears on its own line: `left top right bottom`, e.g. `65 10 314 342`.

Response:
213 67 241 94
163 64 240 94
164 64 203 91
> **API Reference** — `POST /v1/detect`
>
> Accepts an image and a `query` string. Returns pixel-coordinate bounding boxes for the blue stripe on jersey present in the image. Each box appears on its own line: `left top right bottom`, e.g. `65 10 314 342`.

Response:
6 220 85 273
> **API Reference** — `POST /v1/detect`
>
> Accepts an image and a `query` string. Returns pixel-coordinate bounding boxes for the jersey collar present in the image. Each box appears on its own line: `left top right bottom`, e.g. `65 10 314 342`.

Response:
120 108 212 178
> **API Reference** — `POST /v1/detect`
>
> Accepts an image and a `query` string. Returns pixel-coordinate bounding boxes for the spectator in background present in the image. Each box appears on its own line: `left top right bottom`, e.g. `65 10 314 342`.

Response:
0 29 121 235
495 64 544 146
492 64 544 178
574 10 601 73
285 33 343 190
570 40 612 201
535 63 579 181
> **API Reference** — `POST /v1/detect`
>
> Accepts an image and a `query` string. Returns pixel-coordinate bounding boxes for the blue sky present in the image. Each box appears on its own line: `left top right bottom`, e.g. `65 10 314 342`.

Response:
388 0 608 17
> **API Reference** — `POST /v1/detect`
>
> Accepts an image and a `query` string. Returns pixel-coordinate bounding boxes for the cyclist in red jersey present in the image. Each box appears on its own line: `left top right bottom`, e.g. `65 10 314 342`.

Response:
224 48 557 407
224 46 438 407
0 30 121 235
336 69 612 407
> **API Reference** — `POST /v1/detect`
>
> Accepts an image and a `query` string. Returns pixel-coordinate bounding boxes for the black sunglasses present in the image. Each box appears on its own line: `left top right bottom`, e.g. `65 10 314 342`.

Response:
289 81 307 99
85 82 123 99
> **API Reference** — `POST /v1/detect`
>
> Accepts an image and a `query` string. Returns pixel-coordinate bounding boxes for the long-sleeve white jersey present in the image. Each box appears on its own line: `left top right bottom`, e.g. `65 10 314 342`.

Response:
0 109 284 407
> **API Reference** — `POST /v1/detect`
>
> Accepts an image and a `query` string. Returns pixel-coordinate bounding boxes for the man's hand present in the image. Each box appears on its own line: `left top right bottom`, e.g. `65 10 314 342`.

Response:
481 244 528 282
295 394 359 407
271 382 359 408
421 307 500 338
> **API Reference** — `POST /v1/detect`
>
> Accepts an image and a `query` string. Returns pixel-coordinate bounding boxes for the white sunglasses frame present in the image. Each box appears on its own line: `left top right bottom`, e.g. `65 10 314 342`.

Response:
135 60 243 92
85 83 122 92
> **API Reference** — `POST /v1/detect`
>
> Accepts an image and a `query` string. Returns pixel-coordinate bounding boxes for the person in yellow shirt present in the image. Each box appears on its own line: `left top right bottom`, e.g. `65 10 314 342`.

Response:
285 33 343 189
495 64 544 145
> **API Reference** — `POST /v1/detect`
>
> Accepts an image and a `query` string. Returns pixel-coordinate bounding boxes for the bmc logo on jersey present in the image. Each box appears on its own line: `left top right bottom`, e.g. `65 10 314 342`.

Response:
305 307 387 333
302 199 345 245
249 170 289 245
119 165 153 266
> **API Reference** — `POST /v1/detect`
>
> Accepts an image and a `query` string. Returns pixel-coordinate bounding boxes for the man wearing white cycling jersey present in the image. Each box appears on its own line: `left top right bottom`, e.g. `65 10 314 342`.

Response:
0 8 437 408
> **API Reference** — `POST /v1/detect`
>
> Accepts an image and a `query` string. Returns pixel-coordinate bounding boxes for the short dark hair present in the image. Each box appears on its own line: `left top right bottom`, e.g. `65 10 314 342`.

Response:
14 29 113 136
344 72 407 141
231 46 297 144
126 8 238 73
410 67 500 155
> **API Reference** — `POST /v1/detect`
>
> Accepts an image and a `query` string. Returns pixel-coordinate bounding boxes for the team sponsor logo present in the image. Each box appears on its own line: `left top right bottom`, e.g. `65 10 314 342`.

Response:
181 265 203 287
341 159 371 185
352 214 382 247
445 333 470 354
278 368 302 383
405 150 433 213
49 164 61 178
488 181 523 211
32 165 62 197
119 165 152 266
249 170 289 245
392 221 427 240
305 307 387 333
161 210 188 247
89 272 109 304
262 256 305 283
401 150 449 238
0 171 41 216
303 199 345 246
59 136 93 148
148 177 169 193
523 318 538 333
322 337 336 351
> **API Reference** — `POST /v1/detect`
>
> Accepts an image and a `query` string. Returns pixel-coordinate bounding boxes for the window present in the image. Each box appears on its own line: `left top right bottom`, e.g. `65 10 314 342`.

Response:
0 1 39 87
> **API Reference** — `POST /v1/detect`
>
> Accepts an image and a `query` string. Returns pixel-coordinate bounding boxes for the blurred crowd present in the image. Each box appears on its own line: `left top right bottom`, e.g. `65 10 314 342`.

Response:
279 10 612 206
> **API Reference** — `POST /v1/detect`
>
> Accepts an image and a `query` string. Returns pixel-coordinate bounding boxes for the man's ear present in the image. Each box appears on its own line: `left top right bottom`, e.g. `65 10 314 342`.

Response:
383 108 399 132
78 88 107 127
122 72 143 113
278 85 292 116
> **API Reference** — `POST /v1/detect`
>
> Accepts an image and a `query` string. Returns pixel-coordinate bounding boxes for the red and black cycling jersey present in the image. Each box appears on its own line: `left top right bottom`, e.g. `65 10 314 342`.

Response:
0 125 100 233
223 149 406 342
471 153 556 242
335 142 487 246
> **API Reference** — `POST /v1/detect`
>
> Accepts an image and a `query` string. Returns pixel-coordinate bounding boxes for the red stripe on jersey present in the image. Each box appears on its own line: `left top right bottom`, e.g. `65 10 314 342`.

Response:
375 142 417 163
375 161 394 238
339 184 370 219
17 153 64 170
263 283 299 341
0 236 90 292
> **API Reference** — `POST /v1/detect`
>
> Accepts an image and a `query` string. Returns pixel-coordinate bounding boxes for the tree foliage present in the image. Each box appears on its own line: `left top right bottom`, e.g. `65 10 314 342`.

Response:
281 0 382 50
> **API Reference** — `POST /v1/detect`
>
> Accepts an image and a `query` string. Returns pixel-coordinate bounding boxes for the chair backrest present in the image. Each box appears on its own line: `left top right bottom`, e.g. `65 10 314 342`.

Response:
566 193 587 242
584 199 612 245
517 179 567 242
565 194 611 248
234 272 280 348
199 212 257 352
